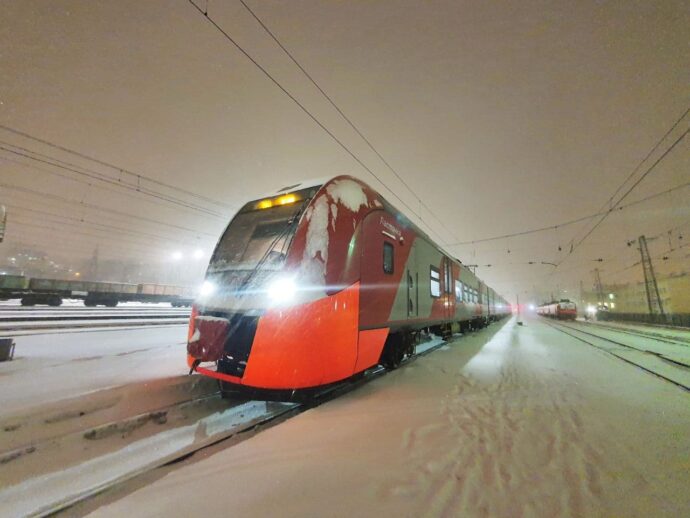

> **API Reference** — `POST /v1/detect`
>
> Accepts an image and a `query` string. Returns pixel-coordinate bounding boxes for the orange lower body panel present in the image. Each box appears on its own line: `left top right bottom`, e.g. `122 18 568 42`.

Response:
239 282 361 389
354 328 389 373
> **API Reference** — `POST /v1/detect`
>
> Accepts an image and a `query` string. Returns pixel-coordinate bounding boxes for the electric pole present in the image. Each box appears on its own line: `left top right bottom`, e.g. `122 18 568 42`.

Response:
638 235 665 318
593 268 605 305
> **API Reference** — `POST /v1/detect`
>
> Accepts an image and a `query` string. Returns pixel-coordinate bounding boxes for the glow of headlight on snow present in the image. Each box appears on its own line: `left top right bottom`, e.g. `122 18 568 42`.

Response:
586 305 597 314
463 333 508 375
171 251 183 261
528 304 536 311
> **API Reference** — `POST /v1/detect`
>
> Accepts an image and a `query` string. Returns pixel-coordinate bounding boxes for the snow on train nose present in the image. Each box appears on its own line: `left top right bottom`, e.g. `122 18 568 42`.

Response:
187 315 230 362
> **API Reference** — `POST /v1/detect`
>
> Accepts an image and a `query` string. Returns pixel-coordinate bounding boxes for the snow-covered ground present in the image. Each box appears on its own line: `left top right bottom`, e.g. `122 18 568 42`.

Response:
92 317 690 517
581 318 690 343
0 325 189 418
0 299 177 308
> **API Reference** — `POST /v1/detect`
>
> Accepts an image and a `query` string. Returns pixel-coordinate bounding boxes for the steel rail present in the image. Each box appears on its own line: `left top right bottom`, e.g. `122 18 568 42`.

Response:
545 320 690 391
37 332 457 516
573 320 690 346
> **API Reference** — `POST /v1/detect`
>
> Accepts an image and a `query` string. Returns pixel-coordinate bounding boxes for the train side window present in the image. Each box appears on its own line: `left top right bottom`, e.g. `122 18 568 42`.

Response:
430 266 440 297
455 280 463 302
383 242 394 274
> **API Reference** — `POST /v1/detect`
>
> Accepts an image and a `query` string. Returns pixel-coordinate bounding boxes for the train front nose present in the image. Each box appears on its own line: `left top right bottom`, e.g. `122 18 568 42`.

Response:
187 311 260 378
187 314 230 362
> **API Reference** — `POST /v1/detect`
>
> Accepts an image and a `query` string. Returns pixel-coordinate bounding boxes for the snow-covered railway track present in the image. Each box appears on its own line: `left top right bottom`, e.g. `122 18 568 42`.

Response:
578 320 690 346
0 334 450 517
0 392 299 517
0 313 191 334
0 312 189 322
545 320 690 392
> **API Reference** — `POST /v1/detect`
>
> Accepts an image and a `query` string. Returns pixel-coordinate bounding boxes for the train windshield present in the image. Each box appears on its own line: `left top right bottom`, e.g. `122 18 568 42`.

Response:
208 186 318 273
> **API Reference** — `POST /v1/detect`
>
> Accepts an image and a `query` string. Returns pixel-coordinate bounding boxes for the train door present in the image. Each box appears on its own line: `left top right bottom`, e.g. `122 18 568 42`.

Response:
442 257 454 321
477 281 483 318
406 241 418 319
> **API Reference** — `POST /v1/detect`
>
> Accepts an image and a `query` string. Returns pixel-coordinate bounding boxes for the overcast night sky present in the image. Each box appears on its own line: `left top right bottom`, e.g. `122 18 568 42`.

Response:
1 0 688 301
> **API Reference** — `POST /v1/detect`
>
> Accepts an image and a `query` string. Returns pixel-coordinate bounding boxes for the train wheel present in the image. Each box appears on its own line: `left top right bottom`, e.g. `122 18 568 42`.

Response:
20 297 35 306
218 380 238 400
380 332 413 370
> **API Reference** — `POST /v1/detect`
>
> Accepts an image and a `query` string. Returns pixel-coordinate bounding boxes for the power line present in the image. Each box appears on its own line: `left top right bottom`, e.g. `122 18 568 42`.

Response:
6 225 182 260
0 181 218 237
595 107 689 215
444 181 690 246
0 124 234 210
0 143 227 218
9 219 181 258
186 0 448 243
8 215 211 262
558 110 690 266
606 242 690 279
238 0 459 242
5 203 207 247
0 153 213 220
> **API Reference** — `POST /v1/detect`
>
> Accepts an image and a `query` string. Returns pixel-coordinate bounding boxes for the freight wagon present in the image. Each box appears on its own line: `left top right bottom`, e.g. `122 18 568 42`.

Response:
0 275 196 307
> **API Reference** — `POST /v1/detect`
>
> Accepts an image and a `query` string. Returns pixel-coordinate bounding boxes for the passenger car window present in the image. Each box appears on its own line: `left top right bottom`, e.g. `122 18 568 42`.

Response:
455 280 463 302
430 266 440 297
383 242 394 274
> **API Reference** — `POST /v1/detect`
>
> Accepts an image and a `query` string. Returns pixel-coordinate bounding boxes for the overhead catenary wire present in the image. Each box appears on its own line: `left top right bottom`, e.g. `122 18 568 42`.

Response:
443 181 690 246
0 144 227 219
593 107 689 215
0 124 234 210
8 222 189 261
185 0 449 244
237 0 459 242
557 110 690 266
10 219 188 259
4 203 208 247
0 153 228 222
606 242 690 279
0 181 218 237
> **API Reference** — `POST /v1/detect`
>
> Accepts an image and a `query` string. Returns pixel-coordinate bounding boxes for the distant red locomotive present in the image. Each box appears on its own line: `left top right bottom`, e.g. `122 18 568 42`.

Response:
537 300 577 320
187 175 510 395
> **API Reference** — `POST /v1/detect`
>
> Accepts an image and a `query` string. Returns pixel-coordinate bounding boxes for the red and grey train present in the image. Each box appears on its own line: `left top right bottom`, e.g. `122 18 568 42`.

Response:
536 300 577 320
186 175 510 395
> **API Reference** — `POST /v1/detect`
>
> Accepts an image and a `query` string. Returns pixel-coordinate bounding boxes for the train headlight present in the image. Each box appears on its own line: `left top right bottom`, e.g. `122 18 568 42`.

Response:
267 277 296 304
199 281 216 298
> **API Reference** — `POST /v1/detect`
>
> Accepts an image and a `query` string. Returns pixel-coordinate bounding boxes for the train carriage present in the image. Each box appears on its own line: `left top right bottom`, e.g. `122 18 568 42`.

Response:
537 300 577 320
187 175 510 395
